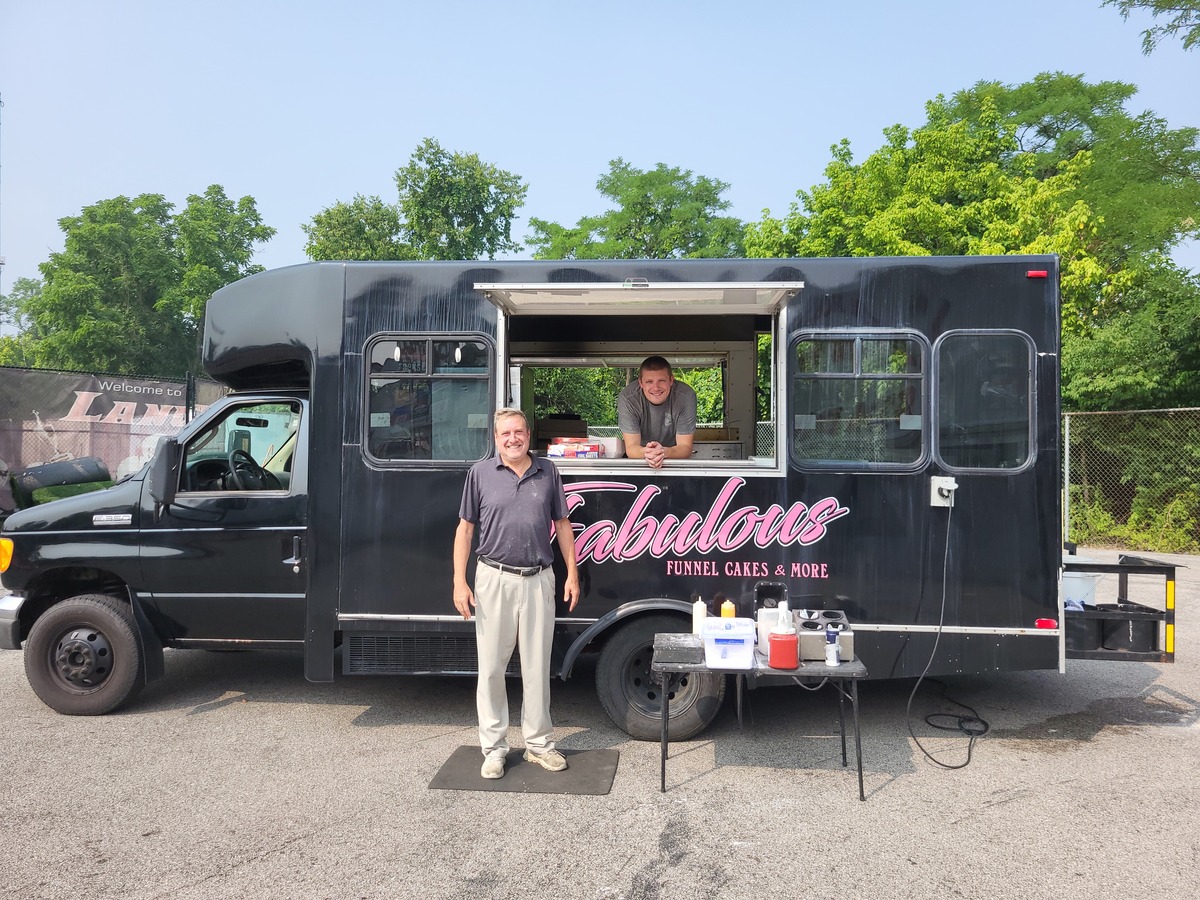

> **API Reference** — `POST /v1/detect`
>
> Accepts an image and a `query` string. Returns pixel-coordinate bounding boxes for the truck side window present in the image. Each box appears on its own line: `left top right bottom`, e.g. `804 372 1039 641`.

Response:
180 401 299 492
366 337 491 462
936 332 1033 471
790 333 925 470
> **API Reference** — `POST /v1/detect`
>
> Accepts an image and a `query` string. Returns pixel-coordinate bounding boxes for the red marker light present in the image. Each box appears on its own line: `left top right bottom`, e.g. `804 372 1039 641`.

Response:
1026 270 1049 279
1034 618 1058 629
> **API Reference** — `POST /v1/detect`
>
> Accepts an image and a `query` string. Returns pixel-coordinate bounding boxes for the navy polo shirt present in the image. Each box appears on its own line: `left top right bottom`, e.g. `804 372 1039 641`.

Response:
458 453 570 568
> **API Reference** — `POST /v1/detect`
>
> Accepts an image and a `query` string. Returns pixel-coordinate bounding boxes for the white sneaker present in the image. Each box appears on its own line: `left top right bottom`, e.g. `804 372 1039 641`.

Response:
523 748 568 772
481 756 505 779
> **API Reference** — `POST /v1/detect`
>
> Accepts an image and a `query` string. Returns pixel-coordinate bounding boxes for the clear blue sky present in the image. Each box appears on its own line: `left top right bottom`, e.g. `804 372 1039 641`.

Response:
0 0 1196 294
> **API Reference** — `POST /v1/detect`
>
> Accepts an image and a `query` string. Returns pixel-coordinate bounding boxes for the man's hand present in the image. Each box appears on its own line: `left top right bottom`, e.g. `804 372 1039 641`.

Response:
562 572 580 612
453 582 475 619
643 440 666 469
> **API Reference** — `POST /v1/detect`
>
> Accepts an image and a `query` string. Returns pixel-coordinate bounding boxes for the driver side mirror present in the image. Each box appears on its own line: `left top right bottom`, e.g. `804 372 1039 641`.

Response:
148 437 181 509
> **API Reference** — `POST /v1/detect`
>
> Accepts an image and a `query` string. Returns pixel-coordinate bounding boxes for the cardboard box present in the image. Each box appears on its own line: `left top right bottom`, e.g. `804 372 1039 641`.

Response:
701 617 755 669
547 438 604 458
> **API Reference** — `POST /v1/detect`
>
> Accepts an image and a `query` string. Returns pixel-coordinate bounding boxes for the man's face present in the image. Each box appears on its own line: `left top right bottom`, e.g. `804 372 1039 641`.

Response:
494 415 530 465
638 368 674 406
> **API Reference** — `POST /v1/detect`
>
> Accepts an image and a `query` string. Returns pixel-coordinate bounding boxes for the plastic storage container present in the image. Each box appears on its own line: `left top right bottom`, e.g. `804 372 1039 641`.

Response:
701 617 755 669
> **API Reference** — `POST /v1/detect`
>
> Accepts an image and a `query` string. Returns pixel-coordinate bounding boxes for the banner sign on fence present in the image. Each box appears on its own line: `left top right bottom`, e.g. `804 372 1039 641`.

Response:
0 367 225 510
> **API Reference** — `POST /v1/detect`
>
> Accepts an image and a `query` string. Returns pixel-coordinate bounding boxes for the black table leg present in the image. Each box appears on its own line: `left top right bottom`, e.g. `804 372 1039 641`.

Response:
837 681 848 766
735 674 744 728
660 670 669 792
852 680 864 801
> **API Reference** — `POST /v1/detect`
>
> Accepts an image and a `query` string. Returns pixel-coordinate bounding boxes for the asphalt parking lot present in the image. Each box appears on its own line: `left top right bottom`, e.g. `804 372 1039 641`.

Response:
2 547 1198 900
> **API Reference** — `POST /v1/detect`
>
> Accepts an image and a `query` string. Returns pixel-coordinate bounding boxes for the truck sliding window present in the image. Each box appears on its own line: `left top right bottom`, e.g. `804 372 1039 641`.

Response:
935 331 1033 471
365 336 491 462
790 333 925 470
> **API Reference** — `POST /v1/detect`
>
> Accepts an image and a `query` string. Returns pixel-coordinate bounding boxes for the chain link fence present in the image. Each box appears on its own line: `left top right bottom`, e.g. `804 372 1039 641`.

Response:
0 366 226 511
1064 407 1200 553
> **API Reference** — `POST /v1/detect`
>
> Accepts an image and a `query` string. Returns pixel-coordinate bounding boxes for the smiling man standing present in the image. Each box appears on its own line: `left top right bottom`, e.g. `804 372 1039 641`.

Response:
618 356 697 468
453 408 580 780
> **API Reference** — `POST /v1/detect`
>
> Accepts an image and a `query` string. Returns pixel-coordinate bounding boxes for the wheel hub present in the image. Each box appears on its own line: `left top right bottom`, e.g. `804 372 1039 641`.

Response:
626 646 691 711
54 628 112 686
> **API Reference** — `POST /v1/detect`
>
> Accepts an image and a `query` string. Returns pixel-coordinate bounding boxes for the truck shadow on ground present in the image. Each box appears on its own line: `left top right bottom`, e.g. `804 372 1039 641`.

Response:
127 645 1198 798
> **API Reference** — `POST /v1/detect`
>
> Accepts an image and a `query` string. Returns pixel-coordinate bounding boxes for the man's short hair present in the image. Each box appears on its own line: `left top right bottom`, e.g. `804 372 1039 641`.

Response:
639 356 673 377
493 408 529 432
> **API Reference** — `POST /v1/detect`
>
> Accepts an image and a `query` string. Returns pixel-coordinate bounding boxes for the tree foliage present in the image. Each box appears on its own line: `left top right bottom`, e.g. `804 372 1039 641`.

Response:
304 139 528 262
944 73 1200 265
527 159 745 260
745 97 1122 333
302 195 410 261
395 138 527 260
1063 261 1200 410
0 277 44 367
1103 0 1200 53
3 187 273 377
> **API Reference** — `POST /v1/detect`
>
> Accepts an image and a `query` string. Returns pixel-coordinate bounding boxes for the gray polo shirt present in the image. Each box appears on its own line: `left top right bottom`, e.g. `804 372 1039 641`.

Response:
458 453 570 568
617 380 698 447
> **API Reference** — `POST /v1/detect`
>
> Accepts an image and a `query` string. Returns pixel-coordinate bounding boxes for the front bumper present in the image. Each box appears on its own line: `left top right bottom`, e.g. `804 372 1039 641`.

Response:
0 593 24 649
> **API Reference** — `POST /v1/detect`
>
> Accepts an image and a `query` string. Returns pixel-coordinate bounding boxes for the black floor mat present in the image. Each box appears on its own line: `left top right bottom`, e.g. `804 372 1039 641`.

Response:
429 745 620 795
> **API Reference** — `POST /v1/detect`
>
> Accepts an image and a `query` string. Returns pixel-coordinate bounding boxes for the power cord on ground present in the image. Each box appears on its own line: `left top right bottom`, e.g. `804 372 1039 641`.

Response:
904 501 991 769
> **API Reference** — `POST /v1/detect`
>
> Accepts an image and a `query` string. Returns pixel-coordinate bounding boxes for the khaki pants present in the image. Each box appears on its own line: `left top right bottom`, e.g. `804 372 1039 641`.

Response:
473 563 556 758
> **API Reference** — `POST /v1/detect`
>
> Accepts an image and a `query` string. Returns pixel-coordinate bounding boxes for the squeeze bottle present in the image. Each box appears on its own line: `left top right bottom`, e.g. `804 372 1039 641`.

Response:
692 597 707 634
720 598 736 618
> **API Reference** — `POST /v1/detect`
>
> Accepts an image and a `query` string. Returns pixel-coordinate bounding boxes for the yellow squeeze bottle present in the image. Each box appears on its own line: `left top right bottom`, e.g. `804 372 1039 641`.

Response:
720 599 736 618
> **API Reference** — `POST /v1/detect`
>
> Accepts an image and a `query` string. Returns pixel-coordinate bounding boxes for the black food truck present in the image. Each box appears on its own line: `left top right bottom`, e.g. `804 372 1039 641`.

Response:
0 257 1176 738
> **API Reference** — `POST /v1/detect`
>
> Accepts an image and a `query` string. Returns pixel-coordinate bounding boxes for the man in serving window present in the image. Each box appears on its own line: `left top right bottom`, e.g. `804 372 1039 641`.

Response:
618 356 697 468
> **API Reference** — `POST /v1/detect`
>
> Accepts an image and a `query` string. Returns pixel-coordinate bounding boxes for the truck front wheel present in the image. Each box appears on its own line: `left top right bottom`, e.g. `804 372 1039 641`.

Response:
596 614 725 741
24 594 144 715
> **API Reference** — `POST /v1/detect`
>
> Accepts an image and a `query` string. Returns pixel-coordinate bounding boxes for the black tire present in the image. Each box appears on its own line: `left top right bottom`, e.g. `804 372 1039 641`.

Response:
596 614 725 741
24 594 144 715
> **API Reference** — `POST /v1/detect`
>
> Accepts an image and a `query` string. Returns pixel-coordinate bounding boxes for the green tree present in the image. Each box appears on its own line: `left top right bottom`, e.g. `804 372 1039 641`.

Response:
0 276 43 366
527 159 745 260
1103 0 1200 52
745 97 1122 333
395 138 527 260
531 367 627 426
1063 261 1200 410
304 139 528 262
302 194 409 261
944 73 1200 265
169 185 276 334
9 188 272 377
944 73 1200 410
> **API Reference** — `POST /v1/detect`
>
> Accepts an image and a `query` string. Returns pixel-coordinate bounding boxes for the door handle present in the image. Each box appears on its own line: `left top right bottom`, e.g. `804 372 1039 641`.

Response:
283 535 302 573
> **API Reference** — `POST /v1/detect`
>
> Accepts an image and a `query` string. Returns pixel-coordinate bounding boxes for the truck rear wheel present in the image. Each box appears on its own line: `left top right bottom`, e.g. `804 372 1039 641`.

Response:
596 614 725 741
24 594 144 715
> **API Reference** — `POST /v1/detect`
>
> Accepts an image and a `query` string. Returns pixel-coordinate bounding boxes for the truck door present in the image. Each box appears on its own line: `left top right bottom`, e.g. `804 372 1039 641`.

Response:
139 398 309 642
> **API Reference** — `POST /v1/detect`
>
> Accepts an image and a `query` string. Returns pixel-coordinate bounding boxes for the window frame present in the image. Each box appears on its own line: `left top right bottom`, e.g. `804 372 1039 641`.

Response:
362 332 495 466
788 328 930 474
932 329 1037 475
178 398 302 494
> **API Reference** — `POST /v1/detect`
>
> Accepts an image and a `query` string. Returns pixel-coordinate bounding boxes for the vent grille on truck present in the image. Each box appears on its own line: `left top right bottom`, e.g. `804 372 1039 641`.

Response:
344 634 520 676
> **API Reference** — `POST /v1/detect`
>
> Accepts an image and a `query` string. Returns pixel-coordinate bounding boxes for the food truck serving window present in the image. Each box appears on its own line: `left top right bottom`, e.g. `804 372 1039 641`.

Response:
790 332 927 471
935 331 1034 472
365 335 492 463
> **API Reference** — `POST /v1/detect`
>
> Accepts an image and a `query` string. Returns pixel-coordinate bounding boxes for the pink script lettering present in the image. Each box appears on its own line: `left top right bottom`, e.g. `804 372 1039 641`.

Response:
564 478 849 564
